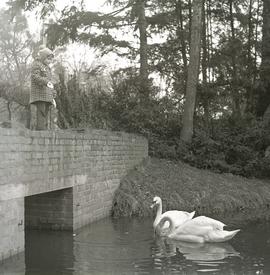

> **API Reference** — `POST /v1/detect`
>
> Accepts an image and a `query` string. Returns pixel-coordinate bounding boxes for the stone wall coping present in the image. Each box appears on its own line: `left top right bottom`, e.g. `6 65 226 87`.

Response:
0 127 147 141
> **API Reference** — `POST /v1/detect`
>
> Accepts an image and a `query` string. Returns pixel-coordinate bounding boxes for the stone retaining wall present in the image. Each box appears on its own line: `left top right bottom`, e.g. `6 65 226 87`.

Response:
0 127 148 261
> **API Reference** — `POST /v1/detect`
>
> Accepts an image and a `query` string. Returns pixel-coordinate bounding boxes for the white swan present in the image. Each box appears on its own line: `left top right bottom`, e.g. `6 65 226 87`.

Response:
158 215 240 243
150 196 195 236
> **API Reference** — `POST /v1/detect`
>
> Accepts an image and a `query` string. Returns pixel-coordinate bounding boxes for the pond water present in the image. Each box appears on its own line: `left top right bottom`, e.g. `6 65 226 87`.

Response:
1 217 270 274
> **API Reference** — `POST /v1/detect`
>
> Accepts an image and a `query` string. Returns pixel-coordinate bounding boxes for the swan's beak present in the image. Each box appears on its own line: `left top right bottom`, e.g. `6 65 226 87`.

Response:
150 202 156 209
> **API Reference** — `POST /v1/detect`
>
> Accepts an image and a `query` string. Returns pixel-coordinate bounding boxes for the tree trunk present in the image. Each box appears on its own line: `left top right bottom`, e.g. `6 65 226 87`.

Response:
176 0 188 84
254 0 261 84
137 0 149 101
180 0 203 143
188 0 192 47
201 0 210 129
7 101 12 121
206 0 213 82
258 0 270 119
229 0 241 118
245 0 254 114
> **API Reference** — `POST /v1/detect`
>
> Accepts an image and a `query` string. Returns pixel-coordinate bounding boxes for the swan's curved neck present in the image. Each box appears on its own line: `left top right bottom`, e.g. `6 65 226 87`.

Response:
154 202 163 227
160 216 175 233
157 201 162 218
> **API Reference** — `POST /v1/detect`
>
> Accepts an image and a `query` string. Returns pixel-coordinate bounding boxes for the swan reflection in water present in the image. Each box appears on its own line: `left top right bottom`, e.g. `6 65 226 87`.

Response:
155 237 240 262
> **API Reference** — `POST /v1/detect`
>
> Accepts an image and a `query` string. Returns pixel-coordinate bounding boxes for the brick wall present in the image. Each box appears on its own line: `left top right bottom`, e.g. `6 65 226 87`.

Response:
0 127 148 200
0 198 24 261
0 126 148 261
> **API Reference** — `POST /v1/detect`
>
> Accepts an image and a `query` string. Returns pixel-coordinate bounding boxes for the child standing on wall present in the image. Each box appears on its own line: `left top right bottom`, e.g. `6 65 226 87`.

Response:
30 46 56 130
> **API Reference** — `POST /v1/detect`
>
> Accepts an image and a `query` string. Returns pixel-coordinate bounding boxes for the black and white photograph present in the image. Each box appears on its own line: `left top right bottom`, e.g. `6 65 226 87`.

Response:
0 0 270 274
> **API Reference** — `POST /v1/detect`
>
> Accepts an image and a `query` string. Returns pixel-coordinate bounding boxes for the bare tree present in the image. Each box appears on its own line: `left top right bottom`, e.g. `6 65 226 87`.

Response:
0 9 34 126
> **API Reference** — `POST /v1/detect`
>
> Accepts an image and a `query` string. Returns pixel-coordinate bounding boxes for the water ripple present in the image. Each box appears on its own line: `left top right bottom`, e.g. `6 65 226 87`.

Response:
1 218 270 274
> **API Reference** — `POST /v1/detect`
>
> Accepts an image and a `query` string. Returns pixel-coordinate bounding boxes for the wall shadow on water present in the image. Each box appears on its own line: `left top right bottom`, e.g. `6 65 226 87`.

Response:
25 229 75 274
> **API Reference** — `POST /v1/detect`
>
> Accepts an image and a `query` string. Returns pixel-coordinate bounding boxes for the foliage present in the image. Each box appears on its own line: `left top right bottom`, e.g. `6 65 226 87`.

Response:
0 9 35 125
149 115 270 179
49 59 270 179
7 0 56 18
112 157 270 223
0 9 33 98
54 64 113 129
52 63 270 179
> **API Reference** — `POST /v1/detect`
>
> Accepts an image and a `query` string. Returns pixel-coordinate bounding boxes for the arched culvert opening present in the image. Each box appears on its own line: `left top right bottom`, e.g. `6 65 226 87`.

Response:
24 188 73 231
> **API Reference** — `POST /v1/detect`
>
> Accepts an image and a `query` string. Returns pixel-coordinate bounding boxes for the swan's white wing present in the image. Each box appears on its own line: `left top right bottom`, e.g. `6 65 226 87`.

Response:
173 217 239 242
174 220 213 236
188 216 225 230
206 229 240 242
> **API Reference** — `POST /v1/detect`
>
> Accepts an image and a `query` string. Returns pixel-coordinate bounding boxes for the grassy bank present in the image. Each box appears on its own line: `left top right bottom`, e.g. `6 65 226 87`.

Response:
112 157 270 225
